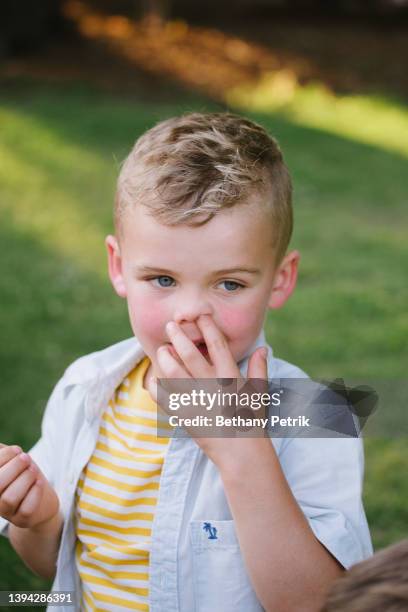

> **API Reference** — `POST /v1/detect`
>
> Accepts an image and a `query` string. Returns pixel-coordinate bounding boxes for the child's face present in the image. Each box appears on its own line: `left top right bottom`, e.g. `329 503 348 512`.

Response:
107 201 298 366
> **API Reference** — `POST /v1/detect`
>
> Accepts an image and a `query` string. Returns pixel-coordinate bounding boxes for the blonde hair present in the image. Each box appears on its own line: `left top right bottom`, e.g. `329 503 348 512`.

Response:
321 539 408 612
115 112 293 262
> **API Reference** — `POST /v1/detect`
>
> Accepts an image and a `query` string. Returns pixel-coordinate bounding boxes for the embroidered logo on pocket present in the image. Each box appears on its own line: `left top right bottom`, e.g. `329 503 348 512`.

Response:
203 522 218 540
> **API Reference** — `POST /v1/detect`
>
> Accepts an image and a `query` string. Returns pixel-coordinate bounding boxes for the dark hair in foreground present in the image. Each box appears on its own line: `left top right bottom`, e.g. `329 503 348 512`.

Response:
321 539 408 612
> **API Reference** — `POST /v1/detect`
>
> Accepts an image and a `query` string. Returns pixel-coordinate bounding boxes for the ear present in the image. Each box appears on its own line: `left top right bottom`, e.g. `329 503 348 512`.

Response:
268 250 300 310
105 235 127 298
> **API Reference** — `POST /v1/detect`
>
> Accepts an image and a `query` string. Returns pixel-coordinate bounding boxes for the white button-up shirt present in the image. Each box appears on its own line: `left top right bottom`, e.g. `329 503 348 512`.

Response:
0 331 372 611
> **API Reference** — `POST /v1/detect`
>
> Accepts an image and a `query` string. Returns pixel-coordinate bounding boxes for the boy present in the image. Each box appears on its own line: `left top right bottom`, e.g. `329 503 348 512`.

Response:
0 113 372 611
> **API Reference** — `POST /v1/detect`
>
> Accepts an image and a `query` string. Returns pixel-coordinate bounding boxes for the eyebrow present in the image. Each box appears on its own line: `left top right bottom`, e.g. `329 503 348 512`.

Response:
134 265 261 276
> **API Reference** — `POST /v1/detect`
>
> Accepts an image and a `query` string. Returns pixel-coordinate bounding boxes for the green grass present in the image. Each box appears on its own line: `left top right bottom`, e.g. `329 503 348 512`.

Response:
0 78 407 595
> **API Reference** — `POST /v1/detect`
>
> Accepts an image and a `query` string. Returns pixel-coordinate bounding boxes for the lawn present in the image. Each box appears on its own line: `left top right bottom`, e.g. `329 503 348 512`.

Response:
0 78 407 597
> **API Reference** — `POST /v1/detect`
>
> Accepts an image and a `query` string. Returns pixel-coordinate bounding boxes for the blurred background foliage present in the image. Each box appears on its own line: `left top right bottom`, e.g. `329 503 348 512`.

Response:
0 0 407 602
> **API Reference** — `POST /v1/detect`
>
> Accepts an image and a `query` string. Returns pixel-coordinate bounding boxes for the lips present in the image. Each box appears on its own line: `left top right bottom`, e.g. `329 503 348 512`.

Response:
165 340 208 355
164 338 209 361
191 339 207 352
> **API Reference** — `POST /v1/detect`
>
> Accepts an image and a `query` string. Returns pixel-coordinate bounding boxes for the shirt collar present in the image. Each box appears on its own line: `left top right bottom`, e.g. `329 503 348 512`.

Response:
238 328 274 377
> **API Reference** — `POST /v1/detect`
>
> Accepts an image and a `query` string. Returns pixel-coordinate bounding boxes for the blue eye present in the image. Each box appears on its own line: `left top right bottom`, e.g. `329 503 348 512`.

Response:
221 280 243 292
153 276 175 288
148 277 243 291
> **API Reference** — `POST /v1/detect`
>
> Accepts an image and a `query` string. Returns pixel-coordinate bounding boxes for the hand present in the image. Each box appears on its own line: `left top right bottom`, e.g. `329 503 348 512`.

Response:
146 314 269 465
0 443 60 530
152 314 268 380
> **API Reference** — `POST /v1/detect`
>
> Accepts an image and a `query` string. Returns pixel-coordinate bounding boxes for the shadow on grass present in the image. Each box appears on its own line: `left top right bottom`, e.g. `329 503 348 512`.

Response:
0 211 134 594
0 80 406 222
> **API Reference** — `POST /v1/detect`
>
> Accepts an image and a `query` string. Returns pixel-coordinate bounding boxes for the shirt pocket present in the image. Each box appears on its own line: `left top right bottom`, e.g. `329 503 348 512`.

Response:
189 520 264 612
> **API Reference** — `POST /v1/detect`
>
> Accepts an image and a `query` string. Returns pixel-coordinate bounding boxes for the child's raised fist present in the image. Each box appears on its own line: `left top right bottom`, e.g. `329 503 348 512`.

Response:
0 443 59 530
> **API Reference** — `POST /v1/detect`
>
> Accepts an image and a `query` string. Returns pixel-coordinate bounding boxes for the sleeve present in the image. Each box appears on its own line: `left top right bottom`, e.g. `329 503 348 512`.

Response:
0 375 67 540
278 435 373 569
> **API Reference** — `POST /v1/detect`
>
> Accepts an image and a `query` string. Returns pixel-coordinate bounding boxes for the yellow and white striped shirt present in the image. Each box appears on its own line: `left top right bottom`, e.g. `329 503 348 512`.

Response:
74 357 173 611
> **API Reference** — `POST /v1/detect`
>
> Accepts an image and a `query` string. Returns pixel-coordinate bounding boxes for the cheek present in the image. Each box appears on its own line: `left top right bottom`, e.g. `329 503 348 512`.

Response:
128 293 168 341
217 305 259 339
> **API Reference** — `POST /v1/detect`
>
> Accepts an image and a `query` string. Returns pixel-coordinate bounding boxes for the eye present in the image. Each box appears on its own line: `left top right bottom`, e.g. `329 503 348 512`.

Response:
219 280 244 292
151 275 175 288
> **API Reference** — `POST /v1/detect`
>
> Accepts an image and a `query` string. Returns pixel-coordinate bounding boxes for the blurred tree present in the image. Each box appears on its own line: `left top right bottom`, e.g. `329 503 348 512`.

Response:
1 0 407 59
0 0 64 57
141 0 171 22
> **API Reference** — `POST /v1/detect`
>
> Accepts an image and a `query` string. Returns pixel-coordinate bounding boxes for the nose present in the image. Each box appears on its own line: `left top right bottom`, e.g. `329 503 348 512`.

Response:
173 290 213 332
